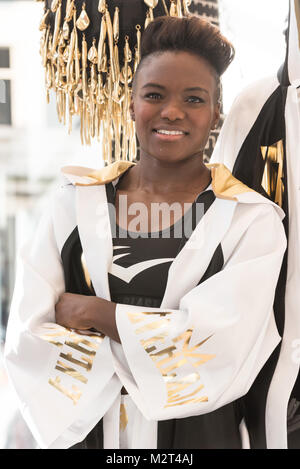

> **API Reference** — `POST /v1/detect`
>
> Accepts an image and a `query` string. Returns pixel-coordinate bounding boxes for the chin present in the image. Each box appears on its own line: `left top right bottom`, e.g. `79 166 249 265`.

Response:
152 153 187 164
158 150 203 163
140 144 204 164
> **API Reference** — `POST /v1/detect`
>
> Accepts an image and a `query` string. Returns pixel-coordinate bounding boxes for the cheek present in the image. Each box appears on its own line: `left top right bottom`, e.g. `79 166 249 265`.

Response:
133 104 156 138
192 112 214 135
134 105 153 125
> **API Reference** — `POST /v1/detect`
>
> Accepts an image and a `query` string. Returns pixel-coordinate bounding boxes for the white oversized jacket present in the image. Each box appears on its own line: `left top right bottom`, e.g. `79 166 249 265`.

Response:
4 161 286 448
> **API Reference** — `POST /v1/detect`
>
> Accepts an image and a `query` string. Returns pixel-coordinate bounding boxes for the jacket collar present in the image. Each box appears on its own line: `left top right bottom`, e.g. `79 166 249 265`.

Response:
61 161 254 201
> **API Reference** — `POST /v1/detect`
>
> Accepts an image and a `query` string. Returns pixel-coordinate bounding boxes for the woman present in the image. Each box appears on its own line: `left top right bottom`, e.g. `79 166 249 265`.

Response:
4 16 286 449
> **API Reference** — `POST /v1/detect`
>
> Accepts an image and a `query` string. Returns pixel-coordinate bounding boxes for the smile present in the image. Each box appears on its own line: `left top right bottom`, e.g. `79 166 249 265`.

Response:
155 129 186 135
153 129 188 141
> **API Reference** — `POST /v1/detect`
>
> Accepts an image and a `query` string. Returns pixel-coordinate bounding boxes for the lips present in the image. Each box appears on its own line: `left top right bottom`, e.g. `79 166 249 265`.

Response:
155 129 185 136
153 128 188 135
152 128 188 142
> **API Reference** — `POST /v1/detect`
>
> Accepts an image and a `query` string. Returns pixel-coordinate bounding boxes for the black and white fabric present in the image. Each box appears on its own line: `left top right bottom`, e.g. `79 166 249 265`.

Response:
211 0 300 449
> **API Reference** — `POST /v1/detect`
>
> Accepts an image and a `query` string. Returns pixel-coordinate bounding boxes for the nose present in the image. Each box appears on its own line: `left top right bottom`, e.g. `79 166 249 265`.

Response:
160 99 185 121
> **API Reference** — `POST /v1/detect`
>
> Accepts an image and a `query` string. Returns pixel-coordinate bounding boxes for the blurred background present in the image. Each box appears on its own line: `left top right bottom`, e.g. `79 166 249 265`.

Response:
0 0 289 449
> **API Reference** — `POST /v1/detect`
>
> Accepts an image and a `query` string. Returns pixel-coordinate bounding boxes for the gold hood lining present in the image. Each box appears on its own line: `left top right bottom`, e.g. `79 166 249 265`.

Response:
63 161 254 201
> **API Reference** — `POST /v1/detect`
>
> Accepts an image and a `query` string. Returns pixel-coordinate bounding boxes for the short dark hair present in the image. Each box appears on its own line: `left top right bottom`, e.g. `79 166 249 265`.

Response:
140 15 235 76
133 15 235 103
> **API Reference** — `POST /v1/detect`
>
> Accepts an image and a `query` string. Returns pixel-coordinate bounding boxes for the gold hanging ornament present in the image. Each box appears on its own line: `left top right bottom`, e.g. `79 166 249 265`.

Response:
113 7 119 43
56 33 65 89
98 14 107 72
65 0 75 22
51 0 62 56
81 34 88 99
74 28 81 84
134 25 141 72
121 35 132 160
170 0 177 17
42 26 50 67
144 0 158 8
183 0 191 16
51 0 60 12
66 14 76 87
62 20 70 40
98 0 106 14
144 0 158 22
112 44 121 102
76 3 90 31
88 38 98 64
39 9 50 31
62 44 69 63
112 6 120 102
177 0 183 17
124 36 132 66
105 7 117 83
161 0 169 15
89 64 97 138
144 10 151 28
38 0 189 163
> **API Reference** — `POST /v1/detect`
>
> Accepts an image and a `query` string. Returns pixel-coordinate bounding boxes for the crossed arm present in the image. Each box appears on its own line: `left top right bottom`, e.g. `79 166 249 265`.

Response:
55 293 121 343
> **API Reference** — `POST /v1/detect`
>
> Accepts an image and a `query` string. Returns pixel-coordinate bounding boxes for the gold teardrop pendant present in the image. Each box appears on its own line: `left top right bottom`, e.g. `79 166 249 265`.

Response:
88 38 98 64
76 3 90 31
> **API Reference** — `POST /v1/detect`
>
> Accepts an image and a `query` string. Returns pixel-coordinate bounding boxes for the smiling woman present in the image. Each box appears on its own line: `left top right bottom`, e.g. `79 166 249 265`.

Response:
123 16 234 218
131 52 220 165
4 13 287 450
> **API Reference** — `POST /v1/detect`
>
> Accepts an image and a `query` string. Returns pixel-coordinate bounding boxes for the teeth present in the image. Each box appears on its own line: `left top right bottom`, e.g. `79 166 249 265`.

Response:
156 129 185 135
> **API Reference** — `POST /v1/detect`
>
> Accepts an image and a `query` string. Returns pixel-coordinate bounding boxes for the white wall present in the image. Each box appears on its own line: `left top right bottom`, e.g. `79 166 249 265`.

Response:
219 0 289 113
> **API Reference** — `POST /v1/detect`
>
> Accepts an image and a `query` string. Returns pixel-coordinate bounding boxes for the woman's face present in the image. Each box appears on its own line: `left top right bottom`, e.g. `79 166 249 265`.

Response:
130 51 220 164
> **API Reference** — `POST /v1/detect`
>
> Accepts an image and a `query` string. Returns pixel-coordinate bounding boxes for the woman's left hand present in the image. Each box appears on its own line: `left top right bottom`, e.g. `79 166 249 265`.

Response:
55 293 119 341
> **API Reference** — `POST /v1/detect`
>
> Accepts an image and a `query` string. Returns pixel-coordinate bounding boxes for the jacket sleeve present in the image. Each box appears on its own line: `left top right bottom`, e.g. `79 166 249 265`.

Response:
112 203 286 421
4 187 119 449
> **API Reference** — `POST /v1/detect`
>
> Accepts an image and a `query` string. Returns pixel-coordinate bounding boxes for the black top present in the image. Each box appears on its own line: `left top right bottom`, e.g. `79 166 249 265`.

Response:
107 179 215 307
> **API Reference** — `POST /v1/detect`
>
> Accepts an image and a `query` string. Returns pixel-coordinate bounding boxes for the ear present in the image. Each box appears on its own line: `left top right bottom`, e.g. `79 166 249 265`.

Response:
211 102 221 130
129 99 135 121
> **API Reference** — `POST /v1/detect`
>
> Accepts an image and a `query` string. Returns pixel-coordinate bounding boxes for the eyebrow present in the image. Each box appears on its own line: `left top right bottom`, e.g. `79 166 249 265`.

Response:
141 83 209 94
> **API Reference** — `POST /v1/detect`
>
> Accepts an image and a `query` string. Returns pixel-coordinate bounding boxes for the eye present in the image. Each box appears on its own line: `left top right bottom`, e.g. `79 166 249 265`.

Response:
186 96 205 104
144 92 162 100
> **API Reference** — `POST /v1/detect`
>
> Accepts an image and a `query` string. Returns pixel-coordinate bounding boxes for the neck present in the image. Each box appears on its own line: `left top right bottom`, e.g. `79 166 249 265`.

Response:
125 153 211 194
